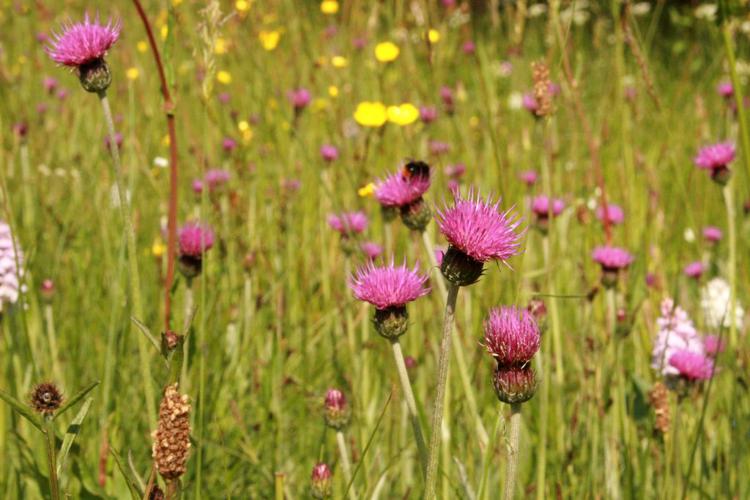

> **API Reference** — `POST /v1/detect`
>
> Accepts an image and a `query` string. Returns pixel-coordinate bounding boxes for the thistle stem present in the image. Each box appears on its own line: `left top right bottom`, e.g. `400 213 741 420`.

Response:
722 182 737 346
336 430 357 499
503 404 522 500
43 304 63 383
98 91 156 425
44 418 60 500
390 338 428 473
424 282 459 498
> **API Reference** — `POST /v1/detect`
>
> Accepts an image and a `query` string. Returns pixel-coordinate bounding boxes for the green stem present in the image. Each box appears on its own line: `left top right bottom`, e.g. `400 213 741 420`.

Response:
424 283 459 498
503 404 522 500
180 283 194 389
722 182 737 346
44 418 60 500
390 338 428 474
98 91 156 426
43 304 63 383
336 430 357 499
722 24 750 184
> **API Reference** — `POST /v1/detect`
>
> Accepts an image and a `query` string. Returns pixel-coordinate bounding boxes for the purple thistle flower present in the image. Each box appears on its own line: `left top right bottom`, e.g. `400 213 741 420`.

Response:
324 389 346 412
104 131 123 151
444 163 466 179
519 170 537 186
374 169 431 208
596 203 624 225
652 298 704 376
522 93 539 114
683 261 705 279
310 463 333 498
57 88 69 100
462 40 476 55
703 226 722 243
328 212 368 236
349 260 430 310
222 137 237 153
440 86 454 107
717 81 733 99
191 179 204 194
694 142 735 171
205 169 231 190
320 144 339 162
43 76 58 94
178 222 215 257
436 188 523 264
429 140 450 156
46 14 121 67
703 335 725 357
419 106 438 124
360 241 383 261
668 350 714 381
483 306 541 365
531 195 565 218
591 245 634 271
289 88 311 110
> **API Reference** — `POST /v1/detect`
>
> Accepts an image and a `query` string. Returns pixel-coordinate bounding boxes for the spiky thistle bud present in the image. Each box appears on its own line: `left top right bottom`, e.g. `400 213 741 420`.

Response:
30 382 63 417
492 364 537 405
324 388 350 430
311 462 333 499
152 384 191 481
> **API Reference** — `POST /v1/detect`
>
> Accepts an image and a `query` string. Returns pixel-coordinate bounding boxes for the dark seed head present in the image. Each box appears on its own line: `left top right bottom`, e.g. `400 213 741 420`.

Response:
30 382 63 416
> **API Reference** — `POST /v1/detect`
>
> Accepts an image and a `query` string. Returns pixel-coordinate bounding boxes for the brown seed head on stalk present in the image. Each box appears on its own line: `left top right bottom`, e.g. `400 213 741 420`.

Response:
30 382 63 416
648 381 670 435
532 60 553 117
152 383 191 480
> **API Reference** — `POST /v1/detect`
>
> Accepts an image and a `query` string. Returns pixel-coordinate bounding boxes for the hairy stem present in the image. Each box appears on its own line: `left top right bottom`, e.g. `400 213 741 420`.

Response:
44 418 60 500
336 430 357 499
390 338 428 474
504 404 522 500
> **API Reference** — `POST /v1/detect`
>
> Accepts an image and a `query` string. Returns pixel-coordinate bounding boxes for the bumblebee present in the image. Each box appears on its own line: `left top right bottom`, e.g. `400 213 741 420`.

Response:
401 160 430 181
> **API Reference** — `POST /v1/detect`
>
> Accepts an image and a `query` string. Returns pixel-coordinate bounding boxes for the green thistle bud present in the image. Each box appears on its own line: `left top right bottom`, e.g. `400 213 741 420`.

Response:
440 245 484 287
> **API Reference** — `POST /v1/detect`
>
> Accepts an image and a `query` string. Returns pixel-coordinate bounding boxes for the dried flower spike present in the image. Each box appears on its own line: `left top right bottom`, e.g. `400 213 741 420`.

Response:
531 60 553 117
152 383 191 480
30 382 63 416
648 381 670 435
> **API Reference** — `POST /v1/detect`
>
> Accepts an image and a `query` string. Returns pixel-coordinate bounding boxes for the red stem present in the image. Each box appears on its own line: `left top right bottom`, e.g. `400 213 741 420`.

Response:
132 0 179 332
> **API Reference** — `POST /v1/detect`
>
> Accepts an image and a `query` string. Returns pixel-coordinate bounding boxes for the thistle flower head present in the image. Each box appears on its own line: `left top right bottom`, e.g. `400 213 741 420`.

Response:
595 203 624 225
683 261 705 279
30 382 63 416
320 144 339 162
178 222 215 257
519 170 538 186
46 14 121 67
591 245 633 271
323 388 350 429
694 142 735 182
668 350 714 381
703 226 722 243
374 166 431 208
436 187 523 264
703 335 725 357
289 88 311 109
419 106 438 123
204 169 231 191
531 195 564 218
327 211 368 236
717 81 733 98
360 241 383 261
483 307 541 364
349 260 430 310
0 221 23 312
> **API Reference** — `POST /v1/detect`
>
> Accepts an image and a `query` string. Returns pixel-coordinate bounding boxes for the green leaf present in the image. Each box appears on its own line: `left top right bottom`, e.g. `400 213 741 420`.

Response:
54 381 99 421
109 446 142 500
0 387 43 431
57 397 92 476
131 316 161 354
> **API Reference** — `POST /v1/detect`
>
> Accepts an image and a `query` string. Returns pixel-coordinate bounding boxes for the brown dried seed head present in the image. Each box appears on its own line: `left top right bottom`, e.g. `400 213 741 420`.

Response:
30 382 63 416
648 381 670 435
152 383 191 480
532 60 553 117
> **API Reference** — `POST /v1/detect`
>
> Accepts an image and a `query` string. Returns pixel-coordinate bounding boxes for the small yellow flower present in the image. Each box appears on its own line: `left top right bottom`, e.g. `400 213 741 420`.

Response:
354 101 388 127
313 98 329 111
320 0 339 14
217 70 232 84
238 120 250 132
17 55 27 65
172 0 183 6
162 134 171 147
428 29 440 44
236 0 251 12
386 103 419 126
160 25 168 40
152 239 166 258
331 55 348 68
358 182 376 197
259 30 281 51
126 67 140 80
328 85 339 97
375 42 400 63
214 37 228 55
137 40 148 53
241 128 254 143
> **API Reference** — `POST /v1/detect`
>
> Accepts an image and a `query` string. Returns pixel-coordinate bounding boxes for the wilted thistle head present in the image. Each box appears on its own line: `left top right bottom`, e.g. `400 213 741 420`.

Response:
436 187 523 286
152 383 191 481
324 388 350 430
310 463 333 499
46 14 121 93
30 382 63 416
349 260 430 339
483 307 541 365
694 142 735 185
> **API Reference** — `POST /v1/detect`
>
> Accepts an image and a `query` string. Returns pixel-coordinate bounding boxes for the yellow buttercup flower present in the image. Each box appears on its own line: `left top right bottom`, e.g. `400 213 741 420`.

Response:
152 238 166 258
126 67 140 80
374 42 399 63
259 30 281 51
320 0 339 14
160 25 168 40
214 37 228 55
137 40 148 53
217 71 232 84
236 0 251 12
328 85 339 97
162 135 171 147
313 98 329 111
428 29 440 44
238 120 251 132
358 183 376 197
331 55 348 68
354 101 387 127
386 103 419 126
